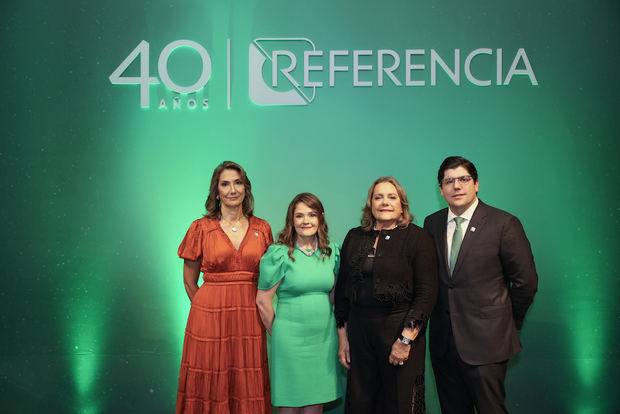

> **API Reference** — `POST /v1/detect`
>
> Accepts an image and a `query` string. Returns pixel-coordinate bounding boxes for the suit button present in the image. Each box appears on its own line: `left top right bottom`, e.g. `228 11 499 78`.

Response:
376 278 381 283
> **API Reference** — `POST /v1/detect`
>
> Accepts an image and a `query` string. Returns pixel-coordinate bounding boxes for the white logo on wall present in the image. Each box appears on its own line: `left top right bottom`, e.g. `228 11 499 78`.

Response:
109 40 211 109
110 38 538 109
249 38 316 106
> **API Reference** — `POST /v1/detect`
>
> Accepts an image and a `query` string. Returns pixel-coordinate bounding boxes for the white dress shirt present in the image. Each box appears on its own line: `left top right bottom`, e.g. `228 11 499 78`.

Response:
446 198 479 261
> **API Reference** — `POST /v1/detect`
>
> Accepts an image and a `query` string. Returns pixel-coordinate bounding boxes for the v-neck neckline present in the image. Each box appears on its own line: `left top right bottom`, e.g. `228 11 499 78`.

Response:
217 216 253 253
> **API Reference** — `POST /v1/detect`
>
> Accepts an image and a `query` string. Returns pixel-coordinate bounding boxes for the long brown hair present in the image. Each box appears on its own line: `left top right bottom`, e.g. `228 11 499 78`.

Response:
204 161 254 219
277 193 332 261
360 176 413 231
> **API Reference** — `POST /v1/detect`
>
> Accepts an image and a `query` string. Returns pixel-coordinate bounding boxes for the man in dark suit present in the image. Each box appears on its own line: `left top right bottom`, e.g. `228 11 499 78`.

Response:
424 156 538 414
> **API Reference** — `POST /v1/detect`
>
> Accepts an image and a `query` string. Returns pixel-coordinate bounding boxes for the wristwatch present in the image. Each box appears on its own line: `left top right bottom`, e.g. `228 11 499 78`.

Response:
398 334 412 345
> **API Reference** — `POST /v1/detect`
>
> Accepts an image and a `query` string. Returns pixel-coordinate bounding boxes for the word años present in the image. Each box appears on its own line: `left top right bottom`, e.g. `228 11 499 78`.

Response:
157 97 209 110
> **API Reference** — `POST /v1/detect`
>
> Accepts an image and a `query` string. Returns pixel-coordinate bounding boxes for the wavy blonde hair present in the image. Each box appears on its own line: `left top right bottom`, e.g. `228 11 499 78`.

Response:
361 176 413 231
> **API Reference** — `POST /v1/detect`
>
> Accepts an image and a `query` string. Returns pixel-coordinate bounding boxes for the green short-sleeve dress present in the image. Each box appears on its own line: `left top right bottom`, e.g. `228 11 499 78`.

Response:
258 242 343 407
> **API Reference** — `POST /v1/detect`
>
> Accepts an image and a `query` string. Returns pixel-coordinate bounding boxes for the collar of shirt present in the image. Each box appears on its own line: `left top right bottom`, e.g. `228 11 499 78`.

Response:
447 197 479 225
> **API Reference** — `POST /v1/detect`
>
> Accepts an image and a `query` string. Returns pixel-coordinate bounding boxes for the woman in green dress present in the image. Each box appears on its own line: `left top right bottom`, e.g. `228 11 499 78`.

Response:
256 193 343 414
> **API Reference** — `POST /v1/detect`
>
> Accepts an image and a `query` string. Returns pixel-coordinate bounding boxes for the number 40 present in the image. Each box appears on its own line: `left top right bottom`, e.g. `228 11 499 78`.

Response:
109 40 212 108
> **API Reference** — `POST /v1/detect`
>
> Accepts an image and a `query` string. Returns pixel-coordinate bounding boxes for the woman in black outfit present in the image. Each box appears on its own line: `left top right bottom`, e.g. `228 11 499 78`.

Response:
334 176 438 414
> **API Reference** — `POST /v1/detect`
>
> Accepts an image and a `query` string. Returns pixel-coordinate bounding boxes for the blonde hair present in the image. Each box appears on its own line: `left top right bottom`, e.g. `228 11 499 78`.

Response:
360 176 413 231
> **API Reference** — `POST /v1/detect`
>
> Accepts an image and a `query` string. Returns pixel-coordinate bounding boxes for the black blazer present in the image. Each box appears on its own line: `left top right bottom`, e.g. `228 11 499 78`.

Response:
334 224 438 330
424 200 538 365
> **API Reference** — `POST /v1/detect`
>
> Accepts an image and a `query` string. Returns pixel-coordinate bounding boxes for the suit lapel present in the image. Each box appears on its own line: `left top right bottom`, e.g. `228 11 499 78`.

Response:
452 201 488 277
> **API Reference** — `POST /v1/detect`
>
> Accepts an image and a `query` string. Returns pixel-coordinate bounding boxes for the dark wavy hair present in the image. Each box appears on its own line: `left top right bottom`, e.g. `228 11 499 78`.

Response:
361 176 413 231
204 161 254 219
277 193 332 262
438 156 478 186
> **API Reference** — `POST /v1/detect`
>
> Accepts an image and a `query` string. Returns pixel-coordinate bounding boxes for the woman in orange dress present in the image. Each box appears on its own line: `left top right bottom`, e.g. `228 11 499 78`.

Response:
176 161 273 414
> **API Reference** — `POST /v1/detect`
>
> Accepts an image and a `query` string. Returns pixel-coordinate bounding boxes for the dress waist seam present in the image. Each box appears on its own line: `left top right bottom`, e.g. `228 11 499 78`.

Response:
202 271 258 276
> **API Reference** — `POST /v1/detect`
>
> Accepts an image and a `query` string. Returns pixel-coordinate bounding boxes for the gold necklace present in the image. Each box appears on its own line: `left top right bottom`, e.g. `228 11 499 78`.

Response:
221 216 243 232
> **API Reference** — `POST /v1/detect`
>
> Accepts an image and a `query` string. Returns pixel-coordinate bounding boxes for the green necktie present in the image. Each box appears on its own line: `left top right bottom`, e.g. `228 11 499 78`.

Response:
450 217 464 275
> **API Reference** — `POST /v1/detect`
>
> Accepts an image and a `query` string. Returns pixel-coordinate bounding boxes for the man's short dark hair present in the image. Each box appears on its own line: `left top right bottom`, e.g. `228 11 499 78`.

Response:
438 156 478 186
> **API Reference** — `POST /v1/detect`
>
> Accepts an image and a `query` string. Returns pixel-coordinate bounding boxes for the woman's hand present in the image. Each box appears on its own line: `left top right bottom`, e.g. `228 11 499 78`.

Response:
388 340 411 366
337 326 351 369
388 326 420 366
183 259 201 301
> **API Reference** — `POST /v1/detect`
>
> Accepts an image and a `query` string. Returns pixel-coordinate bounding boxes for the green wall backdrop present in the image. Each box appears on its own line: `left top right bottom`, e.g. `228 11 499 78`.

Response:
1 1 618 413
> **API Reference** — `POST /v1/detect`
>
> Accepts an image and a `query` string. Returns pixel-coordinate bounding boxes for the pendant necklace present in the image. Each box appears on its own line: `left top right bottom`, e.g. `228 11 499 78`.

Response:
221 216 243 232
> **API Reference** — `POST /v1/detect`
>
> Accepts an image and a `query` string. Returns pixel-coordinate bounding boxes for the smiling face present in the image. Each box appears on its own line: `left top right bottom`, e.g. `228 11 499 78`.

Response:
293 202 320 240
440 166 479 216
371 181 403 228
217 168 245 209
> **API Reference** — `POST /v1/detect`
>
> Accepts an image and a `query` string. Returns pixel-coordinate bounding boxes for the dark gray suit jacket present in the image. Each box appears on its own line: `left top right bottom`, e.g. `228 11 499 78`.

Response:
424 200 538 365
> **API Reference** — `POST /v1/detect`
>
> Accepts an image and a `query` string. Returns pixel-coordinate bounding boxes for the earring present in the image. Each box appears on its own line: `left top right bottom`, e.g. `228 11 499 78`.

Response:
216 195 220 200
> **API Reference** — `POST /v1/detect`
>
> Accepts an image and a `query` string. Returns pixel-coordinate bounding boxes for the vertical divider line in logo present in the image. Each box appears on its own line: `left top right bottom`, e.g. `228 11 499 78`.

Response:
227 38 231 109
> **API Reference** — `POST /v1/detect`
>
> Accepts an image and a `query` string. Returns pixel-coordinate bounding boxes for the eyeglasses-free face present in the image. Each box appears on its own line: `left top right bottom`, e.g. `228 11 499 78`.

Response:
218 169 246 209
293 202 320 241
371 182 403 229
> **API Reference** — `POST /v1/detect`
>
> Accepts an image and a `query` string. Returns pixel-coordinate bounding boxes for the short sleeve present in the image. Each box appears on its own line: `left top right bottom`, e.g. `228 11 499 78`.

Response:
258 244 288 290
332 243 341 274
264 221 274 245
178 219 204 261
253 217 274 252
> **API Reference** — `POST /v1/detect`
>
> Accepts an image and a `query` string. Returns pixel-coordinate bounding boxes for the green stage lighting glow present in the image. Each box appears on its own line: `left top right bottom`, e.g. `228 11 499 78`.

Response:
2 1 618 413
68 307 104 414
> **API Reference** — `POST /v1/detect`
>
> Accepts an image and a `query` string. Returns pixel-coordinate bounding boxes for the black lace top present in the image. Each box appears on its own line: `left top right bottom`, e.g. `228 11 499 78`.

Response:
334 224 438 330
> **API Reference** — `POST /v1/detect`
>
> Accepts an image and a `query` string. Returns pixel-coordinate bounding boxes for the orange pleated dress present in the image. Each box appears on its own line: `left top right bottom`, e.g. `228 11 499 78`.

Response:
176 216 273 414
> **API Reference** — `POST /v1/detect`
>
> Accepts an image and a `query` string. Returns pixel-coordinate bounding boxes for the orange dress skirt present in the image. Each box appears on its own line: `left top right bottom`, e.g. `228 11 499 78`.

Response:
176 216 273 414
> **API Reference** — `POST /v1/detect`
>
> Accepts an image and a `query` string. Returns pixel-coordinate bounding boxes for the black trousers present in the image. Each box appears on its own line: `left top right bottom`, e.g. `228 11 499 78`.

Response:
431 325 508 414
345 306 425 414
